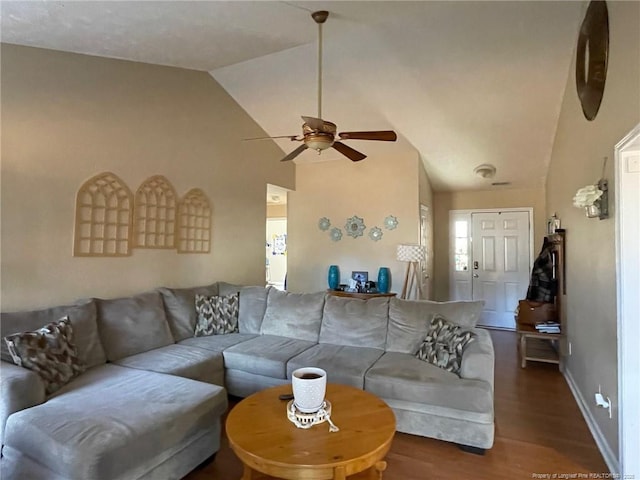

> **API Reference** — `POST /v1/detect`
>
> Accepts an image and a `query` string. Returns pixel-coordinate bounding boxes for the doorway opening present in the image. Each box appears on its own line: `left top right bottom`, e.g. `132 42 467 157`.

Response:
266 184 289 291
449 208 534 330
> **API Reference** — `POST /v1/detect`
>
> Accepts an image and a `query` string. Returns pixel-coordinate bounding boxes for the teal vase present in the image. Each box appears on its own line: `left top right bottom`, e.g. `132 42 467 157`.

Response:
377 267 390 294
328 265 340 290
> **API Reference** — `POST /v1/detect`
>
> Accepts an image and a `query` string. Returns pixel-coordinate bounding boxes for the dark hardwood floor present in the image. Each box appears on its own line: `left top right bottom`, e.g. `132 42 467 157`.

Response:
186 330 607 479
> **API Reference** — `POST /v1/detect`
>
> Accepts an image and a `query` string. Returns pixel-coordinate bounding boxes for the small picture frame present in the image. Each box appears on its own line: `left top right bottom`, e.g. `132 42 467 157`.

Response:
351 271 368 288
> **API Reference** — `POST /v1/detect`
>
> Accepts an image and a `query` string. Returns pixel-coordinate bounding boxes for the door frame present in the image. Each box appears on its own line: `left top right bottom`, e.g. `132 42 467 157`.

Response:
419 204 433 300
615 123 640 477
449 207 535 305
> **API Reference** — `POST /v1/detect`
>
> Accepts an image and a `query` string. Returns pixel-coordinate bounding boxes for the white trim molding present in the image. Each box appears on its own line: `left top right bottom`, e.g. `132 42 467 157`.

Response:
615 123 640 478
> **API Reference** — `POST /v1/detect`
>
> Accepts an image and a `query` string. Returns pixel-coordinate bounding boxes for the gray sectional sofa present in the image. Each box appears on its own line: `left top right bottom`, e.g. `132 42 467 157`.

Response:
1 281 494 480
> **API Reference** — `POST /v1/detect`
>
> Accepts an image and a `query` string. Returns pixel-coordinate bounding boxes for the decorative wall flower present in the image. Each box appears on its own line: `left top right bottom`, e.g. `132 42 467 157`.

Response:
369 227 383 242
345 216 366 238
318 217 331 231
383 215 398 230
573 185 603 207
329 227 343 242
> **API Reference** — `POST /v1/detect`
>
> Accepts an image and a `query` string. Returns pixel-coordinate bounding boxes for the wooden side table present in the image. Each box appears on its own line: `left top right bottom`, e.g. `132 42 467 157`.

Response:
226 383 396 480
517 323 564 370
326 290 396 300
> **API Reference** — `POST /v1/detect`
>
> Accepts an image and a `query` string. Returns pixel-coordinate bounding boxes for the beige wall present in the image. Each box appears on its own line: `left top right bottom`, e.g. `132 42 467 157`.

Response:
545 1 640 461
1 45 295 311
432 187 545 301
288 152 422 293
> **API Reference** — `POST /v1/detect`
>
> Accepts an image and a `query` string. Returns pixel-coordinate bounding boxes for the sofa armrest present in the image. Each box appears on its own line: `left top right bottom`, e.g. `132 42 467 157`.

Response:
1 361 46 445
459 328 495 390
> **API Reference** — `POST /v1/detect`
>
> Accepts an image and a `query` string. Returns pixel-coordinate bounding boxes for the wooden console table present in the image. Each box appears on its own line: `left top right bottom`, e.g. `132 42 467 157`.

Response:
327 290 396 300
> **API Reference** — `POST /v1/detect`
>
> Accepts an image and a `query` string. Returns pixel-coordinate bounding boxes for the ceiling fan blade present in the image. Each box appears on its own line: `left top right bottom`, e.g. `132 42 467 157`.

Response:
281 144 308 162
333 141 367 162
243 135 300 141
338 131 398 142
301 116 325 130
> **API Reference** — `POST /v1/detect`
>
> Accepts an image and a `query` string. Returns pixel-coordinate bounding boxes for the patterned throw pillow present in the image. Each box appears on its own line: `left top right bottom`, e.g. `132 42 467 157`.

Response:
415 314 476 376
194 293 239 337
4 316 86 394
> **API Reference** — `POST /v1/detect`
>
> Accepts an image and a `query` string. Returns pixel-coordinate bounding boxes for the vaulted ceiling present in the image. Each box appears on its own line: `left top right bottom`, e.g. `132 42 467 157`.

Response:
1 1 585 191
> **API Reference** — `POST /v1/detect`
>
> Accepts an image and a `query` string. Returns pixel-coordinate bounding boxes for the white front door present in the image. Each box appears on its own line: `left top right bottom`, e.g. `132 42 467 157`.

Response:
471 211 531 329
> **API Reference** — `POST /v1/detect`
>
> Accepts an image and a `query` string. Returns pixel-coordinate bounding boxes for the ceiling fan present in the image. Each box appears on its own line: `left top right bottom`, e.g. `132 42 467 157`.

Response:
246 10 397 163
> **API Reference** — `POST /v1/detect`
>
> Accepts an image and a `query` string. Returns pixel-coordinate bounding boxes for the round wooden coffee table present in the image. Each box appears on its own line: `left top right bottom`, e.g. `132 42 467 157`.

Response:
226 383 396 480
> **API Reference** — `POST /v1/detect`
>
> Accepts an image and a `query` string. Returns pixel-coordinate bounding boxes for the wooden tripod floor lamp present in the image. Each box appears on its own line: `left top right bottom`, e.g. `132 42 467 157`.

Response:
397 244 426 300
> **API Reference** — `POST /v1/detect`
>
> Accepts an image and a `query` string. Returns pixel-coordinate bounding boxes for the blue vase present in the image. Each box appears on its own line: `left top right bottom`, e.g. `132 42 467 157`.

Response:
377 267 390 294
328 265 340 290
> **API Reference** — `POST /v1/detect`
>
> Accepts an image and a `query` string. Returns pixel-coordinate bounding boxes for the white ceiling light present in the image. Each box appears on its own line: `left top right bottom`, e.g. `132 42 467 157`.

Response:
474 164 497 179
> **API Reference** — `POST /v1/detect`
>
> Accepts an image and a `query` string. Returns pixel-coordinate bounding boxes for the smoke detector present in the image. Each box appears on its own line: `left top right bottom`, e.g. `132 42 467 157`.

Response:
474 164 497 179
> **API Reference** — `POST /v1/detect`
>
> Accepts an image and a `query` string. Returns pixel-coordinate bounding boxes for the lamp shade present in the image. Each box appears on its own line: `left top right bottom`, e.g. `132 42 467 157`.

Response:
396 244 426 262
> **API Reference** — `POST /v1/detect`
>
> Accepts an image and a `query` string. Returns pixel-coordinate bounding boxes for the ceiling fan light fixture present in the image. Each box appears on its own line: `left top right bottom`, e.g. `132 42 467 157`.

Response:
253 9 397 163
304 133 334 152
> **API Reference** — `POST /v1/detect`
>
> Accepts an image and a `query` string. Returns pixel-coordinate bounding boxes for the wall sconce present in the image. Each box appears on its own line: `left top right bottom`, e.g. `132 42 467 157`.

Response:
572 158 609 220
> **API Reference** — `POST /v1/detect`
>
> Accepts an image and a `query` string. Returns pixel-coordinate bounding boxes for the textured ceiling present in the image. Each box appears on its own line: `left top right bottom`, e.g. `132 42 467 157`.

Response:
1 1 585 191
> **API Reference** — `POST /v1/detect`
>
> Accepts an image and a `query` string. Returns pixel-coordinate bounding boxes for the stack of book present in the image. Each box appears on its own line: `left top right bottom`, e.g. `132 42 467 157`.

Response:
535 321 561 334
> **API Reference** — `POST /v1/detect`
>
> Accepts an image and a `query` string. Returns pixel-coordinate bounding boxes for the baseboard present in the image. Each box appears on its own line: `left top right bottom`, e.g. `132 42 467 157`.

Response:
563 367 618 473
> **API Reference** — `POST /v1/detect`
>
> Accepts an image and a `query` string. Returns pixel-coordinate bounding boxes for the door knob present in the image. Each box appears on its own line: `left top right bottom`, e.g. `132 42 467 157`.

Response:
473 273 479 278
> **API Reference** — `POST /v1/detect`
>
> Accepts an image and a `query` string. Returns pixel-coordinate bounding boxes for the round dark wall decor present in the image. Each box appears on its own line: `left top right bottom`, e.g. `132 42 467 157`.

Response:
576 0 609 121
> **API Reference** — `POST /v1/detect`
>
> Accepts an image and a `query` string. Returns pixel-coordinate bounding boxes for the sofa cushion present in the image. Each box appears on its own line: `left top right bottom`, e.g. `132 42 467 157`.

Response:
387 298 484 353
319 296 389 350
386 300 433 354
260 290 325 342
364 352 493 423
3 364 227 480
237 286 270 334
218 282 242 297
194 293 239 336
4 317 86 395
287 344 384 389
415 315 476 376
223 335 315 379
158 283 219 342
114 344 223 384
1 299 106 368
96 291 174 361
179 333 257 353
